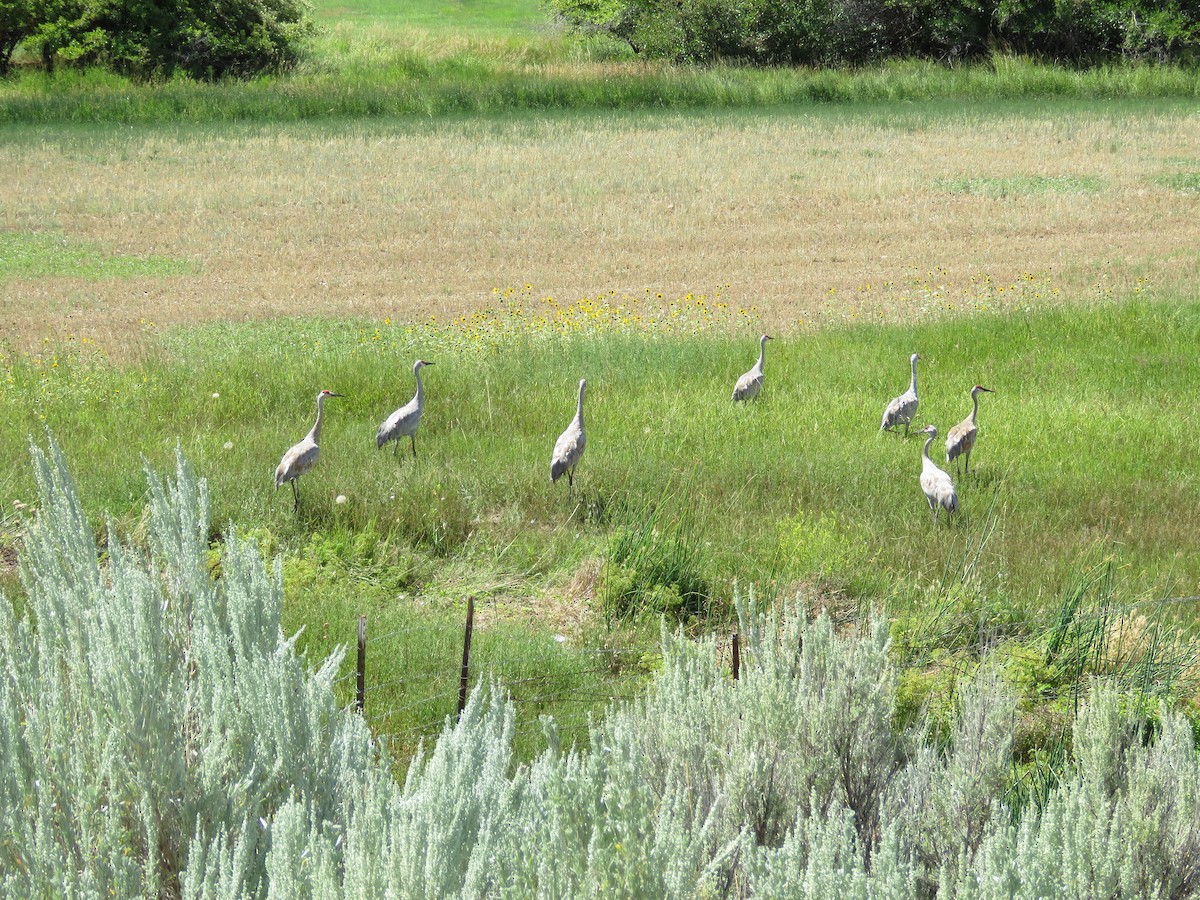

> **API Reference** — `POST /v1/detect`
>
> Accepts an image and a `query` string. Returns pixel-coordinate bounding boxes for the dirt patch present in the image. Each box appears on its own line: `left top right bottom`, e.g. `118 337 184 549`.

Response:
471 557 602 642
0 541 18 575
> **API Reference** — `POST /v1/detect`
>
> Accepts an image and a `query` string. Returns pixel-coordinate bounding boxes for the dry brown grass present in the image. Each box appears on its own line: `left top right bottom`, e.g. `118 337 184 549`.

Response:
4 105 1200 354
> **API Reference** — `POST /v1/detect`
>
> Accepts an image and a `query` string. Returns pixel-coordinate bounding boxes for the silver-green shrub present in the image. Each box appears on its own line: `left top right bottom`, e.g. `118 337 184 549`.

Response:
3 440 1200 898
0 439 369 898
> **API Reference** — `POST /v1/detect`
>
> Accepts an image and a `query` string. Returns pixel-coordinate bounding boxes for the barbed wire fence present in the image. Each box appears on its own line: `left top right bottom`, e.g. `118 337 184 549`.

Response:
333 597 745 753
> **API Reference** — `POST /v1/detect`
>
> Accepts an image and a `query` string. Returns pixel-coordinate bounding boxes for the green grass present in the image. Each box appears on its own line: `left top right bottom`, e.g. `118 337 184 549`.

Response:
937 175 1108 197
4 295 1199 601
3 295 1199 753
1155 172 1200 192
2 51 1199 125
310 0 548 32
0 231 194 280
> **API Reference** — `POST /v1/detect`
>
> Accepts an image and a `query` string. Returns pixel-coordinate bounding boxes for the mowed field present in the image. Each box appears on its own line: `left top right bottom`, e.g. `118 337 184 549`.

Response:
3 101 1200 353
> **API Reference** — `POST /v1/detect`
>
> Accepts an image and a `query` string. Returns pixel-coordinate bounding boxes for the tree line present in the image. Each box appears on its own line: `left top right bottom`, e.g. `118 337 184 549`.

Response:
2 0 1197 81
549 0 1200 65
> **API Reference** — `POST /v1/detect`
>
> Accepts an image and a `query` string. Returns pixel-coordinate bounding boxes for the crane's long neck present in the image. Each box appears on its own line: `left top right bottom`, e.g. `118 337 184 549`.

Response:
969 391 980 424
576 382 586 427
922 434 935 463
756 336 768 373
414 366 425 407
309 395 326 443
909 357 919 395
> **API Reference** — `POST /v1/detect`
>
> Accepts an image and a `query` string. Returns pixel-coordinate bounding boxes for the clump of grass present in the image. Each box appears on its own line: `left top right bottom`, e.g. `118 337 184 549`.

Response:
1154 172 1200 192
936 174 1107 197
600 488 713 625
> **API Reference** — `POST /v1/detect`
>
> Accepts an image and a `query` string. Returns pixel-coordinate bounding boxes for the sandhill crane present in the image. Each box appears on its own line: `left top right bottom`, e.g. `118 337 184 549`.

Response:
275 389 344 511
881 353 921 435
377 359 434 458
732 334 773 402
551 379 587 491
945 384 994 475
915 424 957 523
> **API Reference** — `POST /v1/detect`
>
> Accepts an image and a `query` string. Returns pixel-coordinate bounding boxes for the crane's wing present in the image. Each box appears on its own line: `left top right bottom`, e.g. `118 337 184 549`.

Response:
378 399 420 446
551 425 585 481
945 420 975 460
276 439 318 486
732 369 763 401
882 392 917 429
922 466 957 512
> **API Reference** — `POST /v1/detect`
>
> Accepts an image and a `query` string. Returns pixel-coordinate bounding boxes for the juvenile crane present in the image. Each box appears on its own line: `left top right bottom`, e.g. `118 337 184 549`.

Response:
377 359 434 458
915 424 957 523
732 334 773 402
275 389 344 511
945 384 994 475
551 378 587 491
881 353 921 435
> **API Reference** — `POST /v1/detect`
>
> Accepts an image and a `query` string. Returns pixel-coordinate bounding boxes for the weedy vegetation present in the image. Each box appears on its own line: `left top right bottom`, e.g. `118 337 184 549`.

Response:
2 446 1199 895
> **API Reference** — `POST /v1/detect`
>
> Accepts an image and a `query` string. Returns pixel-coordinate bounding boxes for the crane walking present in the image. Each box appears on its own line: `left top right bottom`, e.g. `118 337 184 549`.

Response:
915 424 957 523
275 389 344 511
551 379 587 491
732 334 773 402
945 384 994 475
377 359 434 458
881 353 921 434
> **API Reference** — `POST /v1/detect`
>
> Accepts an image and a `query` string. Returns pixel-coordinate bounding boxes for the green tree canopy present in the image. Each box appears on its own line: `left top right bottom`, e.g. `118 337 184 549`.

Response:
547 0 1200 65
1 0 314 78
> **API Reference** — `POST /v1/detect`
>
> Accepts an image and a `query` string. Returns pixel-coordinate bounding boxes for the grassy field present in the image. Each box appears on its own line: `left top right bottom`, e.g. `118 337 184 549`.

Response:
3 101 1200 354
310 0 548 31
2 0 1200 757
3 291 1199 753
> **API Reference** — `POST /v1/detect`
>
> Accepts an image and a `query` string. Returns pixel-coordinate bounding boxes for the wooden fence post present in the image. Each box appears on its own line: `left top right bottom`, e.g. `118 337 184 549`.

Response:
732 631 740 682
356 615 366 713
457 596 475 722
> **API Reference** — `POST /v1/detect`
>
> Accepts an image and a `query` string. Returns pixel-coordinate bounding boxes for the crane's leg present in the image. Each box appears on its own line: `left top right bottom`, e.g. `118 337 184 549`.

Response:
965 451 971 475
903 421 910 437
411 434 417 459
393 440 399 458
567 468 574 494
291 480 300 512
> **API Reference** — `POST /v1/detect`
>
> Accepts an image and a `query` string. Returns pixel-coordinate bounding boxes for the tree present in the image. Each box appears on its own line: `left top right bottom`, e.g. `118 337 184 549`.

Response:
0 0 38 75
3 0 314 80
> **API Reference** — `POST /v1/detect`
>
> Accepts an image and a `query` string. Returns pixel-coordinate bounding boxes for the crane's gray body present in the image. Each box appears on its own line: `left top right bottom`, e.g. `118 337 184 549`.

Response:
378 360 432 457
946 385 993 473
881 353 921 434
551 379 587 488
276 389 343 509
916 425 957 522
732 334 772 402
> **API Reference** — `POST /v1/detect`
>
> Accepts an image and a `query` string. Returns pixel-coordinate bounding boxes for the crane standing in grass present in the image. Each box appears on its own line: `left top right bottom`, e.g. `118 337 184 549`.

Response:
551 378 587 491
945 384 994 475
732 334 773 402
377 359 434 458
881 353 921 435
275 389 344 511
915 424 957 523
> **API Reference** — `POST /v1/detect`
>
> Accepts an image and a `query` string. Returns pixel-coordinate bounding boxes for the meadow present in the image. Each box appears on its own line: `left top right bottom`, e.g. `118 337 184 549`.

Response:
2 0 1200 759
